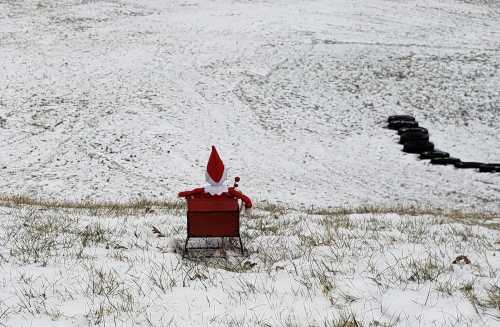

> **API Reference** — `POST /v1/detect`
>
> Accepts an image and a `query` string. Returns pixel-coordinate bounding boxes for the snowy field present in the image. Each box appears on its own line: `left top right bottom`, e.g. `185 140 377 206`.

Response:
0 0 499 210
1 1 500 326
0 205 499 326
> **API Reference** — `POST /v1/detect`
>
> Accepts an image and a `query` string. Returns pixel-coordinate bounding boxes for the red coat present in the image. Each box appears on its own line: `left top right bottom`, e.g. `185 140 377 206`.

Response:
178 187 252 208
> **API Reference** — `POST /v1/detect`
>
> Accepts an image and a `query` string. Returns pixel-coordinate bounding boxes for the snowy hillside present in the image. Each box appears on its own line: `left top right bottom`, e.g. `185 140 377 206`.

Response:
1 1 500 326
0 0 499 210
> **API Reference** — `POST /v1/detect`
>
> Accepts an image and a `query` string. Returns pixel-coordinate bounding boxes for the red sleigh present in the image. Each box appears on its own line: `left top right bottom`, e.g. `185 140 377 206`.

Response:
183 197 244 256
179 146 251 256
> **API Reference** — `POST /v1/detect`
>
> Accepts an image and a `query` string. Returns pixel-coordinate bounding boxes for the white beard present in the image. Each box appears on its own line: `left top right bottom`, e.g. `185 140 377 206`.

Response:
204 169 229 195
203 184 229 195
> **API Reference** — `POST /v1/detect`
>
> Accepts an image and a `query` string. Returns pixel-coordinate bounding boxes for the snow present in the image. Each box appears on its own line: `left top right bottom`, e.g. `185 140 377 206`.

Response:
0 0 499 325
0 0 499 210
0 206 499 326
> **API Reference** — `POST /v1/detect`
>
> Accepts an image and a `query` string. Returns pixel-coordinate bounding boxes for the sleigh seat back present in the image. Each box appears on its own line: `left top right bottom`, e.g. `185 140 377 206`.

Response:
184 197 243 255
186 197 240 237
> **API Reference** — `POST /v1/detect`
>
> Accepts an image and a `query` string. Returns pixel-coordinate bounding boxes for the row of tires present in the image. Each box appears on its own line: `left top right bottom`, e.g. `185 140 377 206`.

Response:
388 115 500 173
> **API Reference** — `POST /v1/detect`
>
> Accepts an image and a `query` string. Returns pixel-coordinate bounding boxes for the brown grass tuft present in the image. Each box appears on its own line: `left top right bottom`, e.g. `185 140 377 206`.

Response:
0 193 184 215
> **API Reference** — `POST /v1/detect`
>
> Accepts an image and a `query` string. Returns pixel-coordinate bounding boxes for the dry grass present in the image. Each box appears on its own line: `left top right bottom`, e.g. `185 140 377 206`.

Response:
0 193 184 216
481 283 500 319
305 203 498 221
0 194 497 226
0 203 498 326
324 312 367 327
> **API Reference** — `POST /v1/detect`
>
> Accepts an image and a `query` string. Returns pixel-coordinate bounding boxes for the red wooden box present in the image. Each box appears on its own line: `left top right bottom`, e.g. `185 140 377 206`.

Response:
184 197 243 255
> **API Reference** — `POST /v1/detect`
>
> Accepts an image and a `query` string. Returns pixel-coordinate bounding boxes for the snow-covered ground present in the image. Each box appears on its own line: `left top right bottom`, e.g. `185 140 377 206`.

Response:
1 1 499 325
0 0 499 210
0 205 499 326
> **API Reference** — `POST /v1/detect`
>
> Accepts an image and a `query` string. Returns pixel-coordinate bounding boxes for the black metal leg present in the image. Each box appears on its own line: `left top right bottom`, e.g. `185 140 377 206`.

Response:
238 236 244 255
183 237 189 257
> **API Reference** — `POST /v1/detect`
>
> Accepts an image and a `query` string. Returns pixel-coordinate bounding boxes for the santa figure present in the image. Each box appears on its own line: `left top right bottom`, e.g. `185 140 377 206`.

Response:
178 146 252 214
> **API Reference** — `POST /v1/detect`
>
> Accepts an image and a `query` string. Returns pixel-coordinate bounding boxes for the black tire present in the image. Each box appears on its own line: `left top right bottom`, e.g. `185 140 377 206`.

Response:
403 141 434 153
398 127 428 135
454 162 484 169
478 164 500 173
430 157 461 165
400 132 429 144
404 139 432 146
388 120 419 130
401 130 428 138
419 151 449 159
388 115 415 123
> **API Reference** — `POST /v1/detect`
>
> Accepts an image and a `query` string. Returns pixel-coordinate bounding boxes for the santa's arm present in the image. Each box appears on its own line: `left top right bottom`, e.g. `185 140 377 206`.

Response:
178 188 205 198
228 188 252 208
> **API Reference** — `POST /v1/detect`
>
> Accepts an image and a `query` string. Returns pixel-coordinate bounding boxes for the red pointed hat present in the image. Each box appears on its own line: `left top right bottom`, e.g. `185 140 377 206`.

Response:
207 146 225 183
